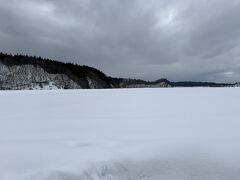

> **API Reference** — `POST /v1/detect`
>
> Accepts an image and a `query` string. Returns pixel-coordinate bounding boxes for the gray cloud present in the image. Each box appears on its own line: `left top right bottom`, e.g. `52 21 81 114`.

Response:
0 0 240 82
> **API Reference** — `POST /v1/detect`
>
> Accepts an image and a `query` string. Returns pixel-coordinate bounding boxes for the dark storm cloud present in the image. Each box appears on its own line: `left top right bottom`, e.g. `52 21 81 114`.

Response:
0 0 240 82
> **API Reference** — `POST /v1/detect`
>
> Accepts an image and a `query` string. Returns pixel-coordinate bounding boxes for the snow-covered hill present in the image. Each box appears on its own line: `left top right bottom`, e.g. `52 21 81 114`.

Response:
1 88 240 180
1 53 236 90
0 53 116 90
0 62 81 90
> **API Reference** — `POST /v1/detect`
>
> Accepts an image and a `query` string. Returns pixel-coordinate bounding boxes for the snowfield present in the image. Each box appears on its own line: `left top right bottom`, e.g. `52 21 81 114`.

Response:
1 88 240 180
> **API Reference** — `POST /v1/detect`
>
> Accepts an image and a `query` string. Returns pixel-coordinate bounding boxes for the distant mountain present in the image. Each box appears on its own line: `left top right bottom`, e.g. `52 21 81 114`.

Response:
0 52 237 90
109 78 172 88
110 78 235 88
234 82 240 87
171 81 234 87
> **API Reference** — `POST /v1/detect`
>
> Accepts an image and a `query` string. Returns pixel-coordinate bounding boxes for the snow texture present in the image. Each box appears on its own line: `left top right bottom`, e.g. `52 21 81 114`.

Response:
0 88 240 180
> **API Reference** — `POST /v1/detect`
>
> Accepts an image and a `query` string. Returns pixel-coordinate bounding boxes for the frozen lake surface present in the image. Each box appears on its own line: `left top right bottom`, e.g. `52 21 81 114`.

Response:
0 88 240 180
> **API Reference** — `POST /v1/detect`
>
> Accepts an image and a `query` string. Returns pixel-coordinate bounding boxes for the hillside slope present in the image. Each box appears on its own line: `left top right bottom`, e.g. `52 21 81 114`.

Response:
0 53 113 90
0 52 236 89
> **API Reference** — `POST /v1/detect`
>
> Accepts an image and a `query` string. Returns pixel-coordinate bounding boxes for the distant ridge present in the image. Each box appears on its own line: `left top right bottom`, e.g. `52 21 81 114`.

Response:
0 52 238 90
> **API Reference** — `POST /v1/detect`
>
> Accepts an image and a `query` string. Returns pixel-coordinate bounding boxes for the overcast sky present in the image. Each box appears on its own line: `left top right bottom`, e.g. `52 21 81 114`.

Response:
0 0 240 82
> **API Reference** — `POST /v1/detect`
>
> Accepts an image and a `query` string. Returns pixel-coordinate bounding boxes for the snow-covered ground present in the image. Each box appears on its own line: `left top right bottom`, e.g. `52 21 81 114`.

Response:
0 88 240 180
